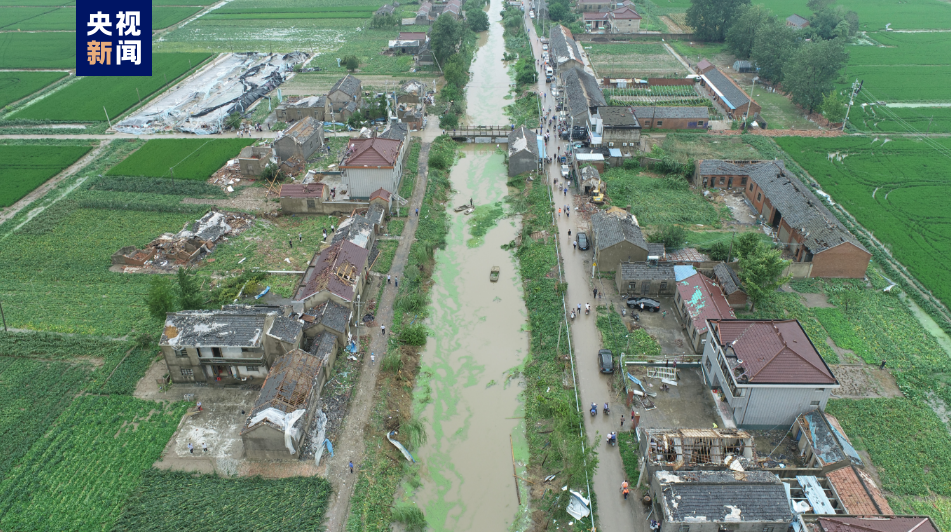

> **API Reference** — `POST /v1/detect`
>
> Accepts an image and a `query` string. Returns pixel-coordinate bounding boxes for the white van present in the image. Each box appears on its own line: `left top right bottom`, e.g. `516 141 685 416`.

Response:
545 66 554 81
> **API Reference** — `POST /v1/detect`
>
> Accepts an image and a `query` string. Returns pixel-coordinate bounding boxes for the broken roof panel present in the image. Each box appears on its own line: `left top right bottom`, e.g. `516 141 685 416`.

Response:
656 470 792 523
677 273 736 334
296 240 368 302
280 183 325 198
243 348 323 432
818 517 936 532
330 74 361 98
161 308 278 348
797 475 838 515
797 410 862 468
267 315 303 344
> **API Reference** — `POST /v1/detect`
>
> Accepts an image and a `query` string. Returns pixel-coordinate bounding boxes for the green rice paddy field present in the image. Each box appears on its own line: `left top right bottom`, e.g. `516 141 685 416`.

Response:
0 32 74 69
0 144 93 207
0 72 67 109
9 53 210 122
107 139 254 180
775 136 951 306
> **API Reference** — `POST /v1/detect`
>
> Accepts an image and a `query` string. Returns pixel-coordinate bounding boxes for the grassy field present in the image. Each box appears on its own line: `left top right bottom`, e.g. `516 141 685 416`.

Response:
0 71 67 109
754 0 951 30
0 144 93 207
114 471 333 531
584 42 685 78
9 53 211 122
602 168 722 226
0 32 74 68
749 87 819 129
107 139 253 180
154 6 203 28
155 18 366 53
775 136 951 306
852 104 951 134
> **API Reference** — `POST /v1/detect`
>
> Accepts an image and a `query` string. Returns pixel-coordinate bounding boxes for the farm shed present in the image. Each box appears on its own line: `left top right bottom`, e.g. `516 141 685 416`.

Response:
273 117 324 163
590 211 648 272
733 60 755 73
701 319 839 428
237 146 274 177
713 263 747 308
279 182 351 215
793 410 863 471
630 106 709 130
701 67 760 120
696 58 714 74
159 306 297 384
340 137 407 199
786 14 810 29
639 428 756 478
650 470 792 532
549 25 584 72
616 262 675 297
507 126 540 176
675 272 735 353
295 240 369 310
242 349 327 460
598 106 640 149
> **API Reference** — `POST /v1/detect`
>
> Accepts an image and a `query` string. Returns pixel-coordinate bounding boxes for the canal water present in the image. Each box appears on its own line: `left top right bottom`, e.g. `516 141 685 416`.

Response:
413 0 531 529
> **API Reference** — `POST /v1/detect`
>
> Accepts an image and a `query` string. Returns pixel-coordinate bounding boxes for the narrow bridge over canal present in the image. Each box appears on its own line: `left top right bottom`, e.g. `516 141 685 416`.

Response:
443 125 517 142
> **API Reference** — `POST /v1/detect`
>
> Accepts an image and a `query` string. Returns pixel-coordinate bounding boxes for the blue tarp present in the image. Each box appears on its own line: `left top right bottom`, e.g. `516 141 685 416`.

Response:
325 439 334 457
674 265 697 282
254 286 270 299
537 136 546 160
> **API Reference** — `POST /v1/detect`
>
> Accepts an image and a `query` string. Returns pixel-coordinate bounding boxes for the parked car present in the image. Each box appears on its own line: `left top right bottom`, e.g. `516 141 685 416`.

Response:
576 232 589 250
598 349 614 374
626 297 661 312
560 164 570 178
542 43 549 51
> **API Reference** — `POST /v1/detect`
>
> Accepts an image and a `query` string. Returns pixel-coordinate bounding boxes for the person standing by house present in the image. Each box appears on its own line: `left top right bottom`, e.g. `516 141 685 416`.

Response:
197 401 202 412
188 442 194 454
202 442 208 453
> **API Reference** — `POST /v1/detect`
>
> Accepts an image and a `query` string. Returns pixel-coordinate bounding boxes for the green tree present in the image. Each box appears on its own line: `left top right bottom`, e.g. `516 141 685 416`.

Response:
725 5 774 59
430 14 462 65
806 0 836 12
443 58 468 88
225 112 242 130
342 55 359 72
738 243 791 311
347 109 366 128
820 90 847 123
783 38 849 113
648 225 687 249
369 13 399 28
146 276 177 320
837 287 860 315
439 111 459 129
733 231 762 260
750 21 799 83
467 8 489 32
260 162 285 182
686 0 750 41
177 268 204 310
548 3 569 22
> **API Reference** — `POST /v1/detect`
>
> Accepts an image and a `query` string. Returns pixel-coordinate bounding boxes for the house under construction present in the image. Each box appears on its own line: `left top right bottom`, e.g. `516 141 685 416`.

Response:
639 428 757 477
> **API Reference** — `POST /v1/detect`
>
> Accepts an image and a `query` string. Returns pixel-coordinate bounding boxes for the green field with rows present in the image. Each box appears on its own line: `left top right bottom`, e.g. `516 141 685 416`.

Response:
0 71 67 109
0 5 199 30
114 471 333 531
9 53 210 122
775 136 951 306
852 104 951 134
154 6 203 28
108 139 254 180
0 32 74 68
754 0 951 30
0 145 92 207
0 396 188 531
205 5 378 19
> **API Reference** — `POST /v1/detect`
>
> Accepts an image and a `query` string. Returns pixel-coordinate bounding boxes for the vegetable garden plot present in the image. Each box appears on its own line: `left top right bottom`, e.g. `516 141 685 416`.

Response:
0 32 74 68
107 139 253 180
9 53 211 122
585 42 685 77
0 396 188 532
775 136 951 306
604 86 697 98
0 358 90 480
114 470 333 531
0 145 92 207
0 71 67 109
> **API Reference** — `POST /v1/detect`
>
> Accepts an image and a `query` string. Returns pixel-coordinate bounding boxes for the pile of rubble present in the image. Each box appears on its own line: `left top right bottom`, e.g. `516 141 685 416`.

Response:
112 210 255 272
211 163 245 191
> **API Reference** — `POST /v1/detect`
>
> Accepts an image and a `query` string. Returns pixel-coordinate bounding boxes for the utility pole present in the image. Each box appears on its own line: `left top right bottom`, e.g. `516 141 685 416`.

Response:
742 76 758 127
0 301 6 332
727 231 736 263
355 294 361 350
842 79 861 131
103 106 112 129
136 87 141 103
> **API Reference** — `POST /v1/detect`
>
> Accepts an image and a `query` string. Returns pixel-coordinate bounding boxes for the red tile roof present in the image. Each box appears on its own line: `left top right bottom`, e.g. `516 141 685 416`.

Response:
341 137 402 168
369 188 391 202
697 59 714 73
677 273 735 334
818 517 934 532
399 32 427 41
611 6 641 19
826 467 893 515
711 319 837 385
280 183 325 198
297 240 368 302
584 11 609 20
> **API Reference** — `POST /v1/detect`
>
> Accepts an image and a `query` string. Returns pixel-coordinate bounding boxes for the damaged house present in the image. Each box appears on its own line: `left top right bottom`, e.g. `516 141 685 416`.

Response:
273 116 324 163
275 95 329 123
159 305 303 384
237 145 275 177
295 240 369 310
590 210 649 272
793 410 863 472
241 348 329 460
508 126 540 176
640 428 756 478
651 470 793 532
113 210 253 271
302 300 352 345
675 272 736 353
327 74 363 119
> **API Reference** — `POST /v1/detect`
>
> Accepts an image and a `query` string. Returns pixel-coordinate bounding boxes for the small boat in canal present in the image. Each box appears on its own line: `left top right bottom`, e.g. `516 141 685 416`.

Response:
490 266 500 282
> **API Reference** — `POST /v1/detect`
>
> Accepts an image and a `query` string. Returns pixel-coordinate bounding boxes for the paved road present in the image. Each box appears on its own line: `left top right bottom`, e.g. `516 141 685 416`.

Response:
524 13 641 532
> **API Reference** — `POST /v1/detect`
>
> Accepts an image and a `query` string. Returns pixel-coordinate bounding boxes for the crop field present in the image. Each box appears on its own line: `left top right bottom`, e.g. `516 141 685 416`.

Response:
306 29 417 74
107 139 253 180
0 32 74 68
0 396 188 531
853 104 951 134
154 0 216 5
155 18 363 54
0 71 67 109
0 144 93 207
9 53 211 122
602 169 721 226
0 7 70 29
205 5 378 20
604 86 697 98
154 6 202 29
846 65 951 104
114 470 333 531
755 0 951 30
775 136 951 306
584 42 685 78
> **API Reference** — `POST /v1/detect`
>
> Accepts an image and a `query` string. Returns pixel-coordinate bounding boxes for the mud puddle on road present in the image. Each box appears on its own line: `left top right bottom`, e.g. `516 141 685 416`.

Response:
414 147 530 531
465 0 513 125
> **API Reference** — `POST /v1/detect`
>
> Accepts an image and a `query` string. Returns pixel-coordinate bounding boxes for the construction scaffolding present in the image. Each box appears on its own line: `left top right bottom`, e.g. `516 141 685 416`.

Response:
643 428 756 473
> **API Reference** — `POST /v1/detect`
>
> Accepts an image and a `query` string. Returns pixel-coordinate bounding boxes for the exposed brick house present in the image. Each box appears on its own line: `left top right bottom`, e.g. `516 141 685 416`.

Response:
696 58 714 74
701 67 760 119
713 263 747 308
273 116 324 162
616 262 675 297
630 106 709 130
608 6 641 32
591 211 649 272
695 160 871 279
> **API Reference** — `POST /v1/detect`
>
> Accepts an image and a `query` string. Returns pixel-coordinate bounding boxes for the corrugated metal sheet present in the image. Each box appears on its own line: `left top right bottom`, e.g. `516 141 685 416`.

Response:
797 476 837 515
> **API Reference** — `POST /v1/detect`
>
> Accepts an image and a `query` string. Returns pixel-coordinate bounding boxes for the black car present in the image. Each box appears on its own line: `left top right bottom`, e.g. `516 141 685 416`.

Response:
626 297 661 312
576 232 589 250
598 349 614 374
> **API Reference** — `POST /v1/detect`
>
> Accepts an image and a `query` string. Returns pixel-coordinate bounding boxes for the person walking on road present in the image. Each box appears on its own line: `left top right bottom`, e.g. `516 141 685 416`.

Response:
395 277 399 288
620 415 625 428
573 241 577 250
188 442 194 454
387 274 391 284
593 288 598 298
381 324 386 335
349 461 354 473
621 480 630 500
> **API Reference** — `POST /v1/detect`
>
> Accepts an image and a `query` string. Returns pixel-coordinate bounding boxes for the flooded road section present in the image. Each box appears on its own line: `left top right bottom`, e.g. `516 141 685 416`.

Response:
415 148 529 531
465 0 512 124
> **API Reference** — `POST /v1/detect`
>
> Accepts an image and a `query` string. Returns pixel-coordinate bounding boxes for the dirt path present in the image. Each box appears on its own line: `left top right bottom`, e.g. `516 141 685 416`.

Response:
0 139 108 227
662 42 696 75
321 137 432 532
